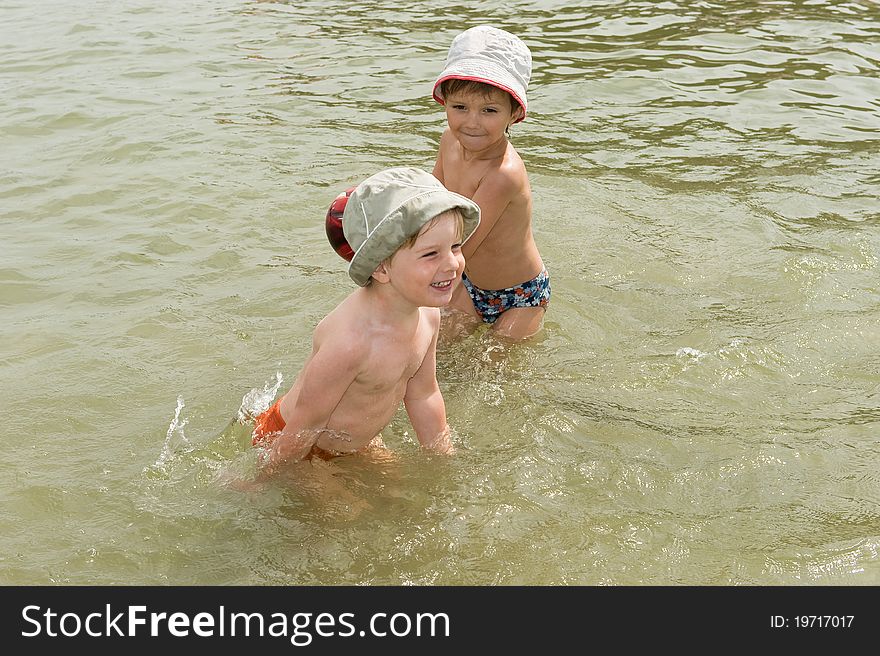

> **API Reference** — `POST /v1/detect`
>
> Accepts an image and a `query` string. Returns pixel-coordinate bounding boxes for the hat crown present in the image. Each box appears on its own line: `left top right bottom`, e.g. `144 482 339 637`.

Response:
433 25 531 121
341 167 481 286
342 168 444 250
447 26 532 88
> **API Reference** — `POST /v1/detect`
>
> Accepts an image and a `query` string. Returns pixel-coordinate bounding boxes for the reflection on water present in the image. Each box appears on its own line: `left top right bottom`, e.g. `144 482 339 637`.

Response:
1 0 878 584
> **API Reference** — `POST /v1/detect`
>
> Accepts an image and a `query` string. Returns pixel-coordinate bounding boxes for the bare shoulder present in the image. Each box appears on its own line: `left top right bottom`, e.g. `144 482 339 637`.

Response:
313 303 369 360
500 143 529 184
420 306 442 332
416 307 441 365
480 150 528 198
437 128 457 160
438 126 453 146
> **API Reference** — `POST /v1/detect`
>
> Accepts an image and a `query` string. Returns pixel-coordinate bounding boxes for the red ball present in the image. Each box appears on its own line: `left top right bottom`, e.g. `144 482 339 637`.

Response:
325 187 356 261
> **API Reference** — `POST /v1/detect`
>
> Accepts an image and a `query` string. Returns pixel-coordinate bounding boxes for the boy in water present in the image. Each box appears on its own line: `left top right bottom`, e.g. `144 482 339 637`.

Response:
251 167 480 475
432 26 549 340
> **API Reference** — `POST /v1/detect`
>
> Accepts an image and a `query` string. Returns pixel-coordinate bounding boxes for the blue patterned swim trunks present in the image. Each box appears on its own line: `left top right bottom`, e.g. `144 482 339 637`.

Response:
461 269 551 324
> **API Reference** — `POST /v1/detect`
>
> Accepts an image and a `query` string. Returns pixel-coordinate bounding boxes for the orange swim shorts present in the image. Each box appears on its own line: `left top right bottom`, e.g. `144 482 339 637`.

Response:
252 398 285 446
251 399 338 461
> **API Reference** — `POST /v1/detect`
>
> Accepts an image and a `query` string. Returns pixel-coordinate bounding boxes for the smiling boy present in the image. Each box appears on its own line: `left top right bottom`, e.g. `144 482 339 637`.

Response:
251 167 480 474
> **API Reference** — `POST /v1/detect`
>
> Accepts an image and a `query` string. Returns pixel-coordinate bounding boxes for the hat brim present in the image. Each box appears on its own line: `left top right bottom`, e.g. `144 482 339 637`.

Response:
433 58 527 122
347 190 481 287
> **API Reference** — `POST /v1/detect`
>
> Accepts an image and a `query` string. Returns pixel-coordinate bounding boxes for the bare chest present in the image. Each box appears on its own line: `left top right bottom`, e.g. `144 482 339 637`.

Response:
443 161 488 199
356 329 433 393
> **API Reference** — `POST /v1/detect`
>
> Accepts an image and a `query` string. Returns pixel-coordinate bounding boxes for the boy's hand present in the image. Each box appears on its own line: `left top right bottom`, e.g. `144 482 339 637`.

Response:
262 429 320 474
424 424 455 455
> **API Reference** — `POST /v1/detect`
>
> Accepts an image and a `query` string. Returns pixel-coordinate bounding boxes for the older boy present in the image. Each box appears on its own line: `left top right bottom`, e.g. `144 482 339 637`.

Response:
252 167 480 475
432 26 549 340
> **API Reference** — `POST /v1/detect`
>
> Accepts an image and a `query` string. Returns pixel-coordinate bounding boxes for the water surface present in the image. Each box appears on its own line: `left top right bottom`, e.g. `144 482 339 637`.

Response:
1 0 878 585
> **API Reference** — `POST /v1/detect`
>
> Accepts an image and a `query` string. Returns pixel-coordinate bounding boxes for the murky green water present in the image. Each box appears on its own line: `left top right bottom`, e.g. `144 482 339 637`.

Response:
1 0 878 585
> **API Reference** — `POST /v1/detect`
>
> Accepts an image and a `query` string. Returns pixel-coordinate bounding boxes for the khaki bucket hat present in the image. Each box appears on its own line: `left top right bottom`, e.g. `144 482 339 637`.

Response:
432 25 532 122
342 167 481 287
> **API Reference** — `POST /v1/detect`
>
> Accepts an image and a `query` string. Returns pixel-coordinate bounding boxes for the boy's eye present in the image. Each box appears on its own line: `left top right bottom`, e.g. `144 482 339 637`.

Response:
422 251 438 258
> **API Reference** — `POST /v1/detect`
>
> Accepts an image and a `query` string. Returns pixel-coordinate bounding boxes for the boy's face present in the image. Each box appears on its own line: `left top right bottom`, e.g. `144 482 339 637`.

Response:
444 86 522 151
382 212 465 307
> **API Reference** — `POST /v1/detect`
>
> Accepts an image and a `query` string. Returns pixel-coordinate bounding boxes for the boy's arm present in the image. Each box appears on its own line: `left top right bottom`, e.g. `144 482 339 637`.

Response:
461 169 517 256
431 130 447 183
261 335 362 473
403 314 453 454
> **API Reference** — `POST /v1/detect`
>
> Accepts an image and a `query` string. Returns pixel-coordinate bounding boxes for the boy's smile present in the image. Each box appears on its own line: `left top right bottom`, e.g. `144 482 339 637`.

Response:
385 212 465 307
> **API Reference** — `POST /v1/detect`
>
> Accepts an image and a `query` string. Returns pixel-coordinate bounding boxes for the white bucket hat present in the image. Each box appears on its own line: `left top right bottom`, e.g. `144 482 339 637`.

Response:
342 167 481 287
432 25 532 122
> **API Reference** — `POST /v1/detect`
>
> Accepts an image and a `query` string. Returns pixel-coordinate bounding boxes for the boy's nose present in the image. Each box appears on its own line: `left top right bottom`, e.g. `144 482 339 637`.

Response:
443 250 463 274
463 110 480 127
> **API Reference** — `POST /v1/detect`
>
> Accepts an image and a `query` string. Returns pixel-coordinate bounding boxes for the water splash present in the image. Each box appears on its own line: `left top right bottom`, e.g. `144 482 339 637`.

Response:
676 346 708 361
676 338 748 363
236 372 283 424
150 395 192 473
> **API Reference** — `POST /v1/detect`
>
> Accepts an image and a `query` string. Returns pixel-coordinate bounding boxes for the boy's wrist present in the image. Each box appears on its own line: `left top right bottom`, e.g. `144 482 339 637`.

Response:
422 424 454 454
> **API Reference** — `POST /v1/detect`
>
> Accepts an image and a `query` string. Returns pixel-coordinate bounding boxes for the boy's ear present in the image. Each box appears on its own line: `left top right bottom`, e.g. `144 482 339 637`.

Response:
371 261 391 284
511 106 524 124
